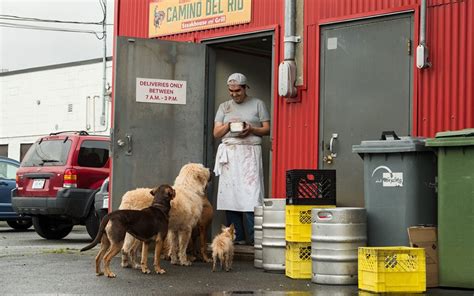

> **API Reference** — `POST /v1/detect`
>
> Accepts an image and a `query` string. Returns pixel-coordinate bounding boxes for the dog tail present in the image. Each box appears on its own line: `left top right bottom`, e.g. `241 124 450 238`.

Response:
80 214 110 252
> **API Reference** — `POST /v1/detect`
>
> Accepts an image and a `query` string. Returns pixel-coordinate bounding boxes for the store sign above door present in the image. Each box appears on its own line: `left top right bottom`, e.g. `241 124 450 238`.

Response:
136 77 187 105
149 0 252 38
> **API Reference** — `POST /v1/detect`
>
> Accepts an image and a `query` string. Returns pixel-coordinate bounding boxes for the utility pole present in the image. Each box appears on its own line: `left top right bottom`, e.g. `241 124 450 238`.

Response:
100 0 107 127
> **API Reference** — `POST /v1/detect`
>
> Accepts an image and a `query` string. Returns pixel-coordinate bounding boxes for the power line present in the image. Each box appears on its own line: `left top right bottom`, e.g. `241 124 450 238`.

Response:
0 14 104 25
0 0 111 33
0 1 109 40
0 0 110 71
0 17 114 26
0 1 111 39
99 0 106 14
0 22 105 39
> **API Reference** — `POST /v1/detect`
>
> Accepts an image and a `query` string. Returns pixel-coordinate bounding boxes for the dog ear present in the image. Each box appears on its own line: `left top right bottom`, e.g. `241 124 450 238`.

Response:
150 187 158 196
194 167 210 185
168 186 176 198
221 224 227 231
194 172 205 184
229 224 235 231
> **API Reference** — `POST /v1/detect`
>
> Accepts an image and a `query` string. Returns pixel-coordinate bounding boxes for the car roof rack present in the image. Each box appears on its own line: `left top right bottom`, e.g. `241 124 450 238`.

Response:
49 131 90 136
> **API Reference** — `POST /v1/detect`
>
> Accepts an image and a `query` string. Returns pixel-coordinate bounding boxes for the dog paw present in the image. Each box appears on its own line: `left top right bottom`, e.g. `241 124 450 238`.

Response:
96 272 104 276
121 262 130 268
180 260 192 266
155 268 166 274
203 257 212 263
133 264 141 270
106 273 116 278
141 268 151 274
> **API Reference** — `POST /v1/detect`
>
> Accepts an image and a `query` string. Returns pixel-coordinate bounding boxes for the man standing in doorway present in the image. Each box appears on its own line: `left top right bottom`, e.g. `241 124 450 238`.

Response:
213 73 270 245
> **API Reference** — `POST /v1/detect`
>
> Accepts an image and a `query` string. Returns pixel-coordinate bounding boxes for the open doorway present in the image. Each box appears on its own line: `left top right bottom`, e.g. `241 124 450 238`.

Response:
205 32 274 237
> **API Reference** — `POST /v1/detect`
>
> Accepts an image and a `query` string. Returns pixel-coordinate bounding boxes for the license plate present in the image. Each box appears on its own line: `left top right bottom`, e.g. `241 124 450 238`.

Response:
32 179 45 189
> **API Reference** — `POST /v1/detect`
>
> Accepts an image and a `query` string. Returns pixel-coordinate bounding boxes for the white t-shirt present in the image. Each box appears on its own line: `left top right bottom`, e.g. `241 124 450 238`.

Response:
214 97 270 140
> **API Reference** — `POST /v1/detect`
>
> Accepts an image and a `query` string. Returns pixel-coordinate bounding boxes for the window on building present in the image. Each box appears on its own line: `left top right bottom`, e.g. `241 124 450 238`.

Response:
20 143 33 162
0 145 7 157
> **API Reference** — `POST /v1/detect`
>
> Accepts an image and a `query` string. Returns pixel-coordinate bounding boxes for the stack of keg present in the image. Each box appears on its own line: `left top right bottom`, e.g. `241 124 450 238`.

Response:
261 198 286 272
253 205 263 268
311 207 367 284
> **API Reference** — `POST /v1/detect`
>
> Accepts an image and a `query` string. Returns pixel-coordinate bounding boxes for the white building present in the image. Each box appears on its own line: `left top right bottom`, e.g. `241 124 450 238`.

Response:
0 58 112 161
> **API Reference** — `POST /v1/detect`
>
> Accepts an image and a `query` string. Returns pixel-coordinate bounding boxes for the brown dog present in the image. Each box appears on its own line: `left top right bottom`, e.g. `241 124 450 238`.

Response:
211 224 236 272
121 163 211 267
80 184 175 278
189 195 213 262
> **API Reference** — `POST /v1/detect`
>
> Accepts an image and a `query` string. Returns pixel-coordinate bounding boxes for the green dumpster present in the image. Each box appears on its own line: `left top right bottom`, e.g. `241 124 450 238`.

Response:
426 129 474 289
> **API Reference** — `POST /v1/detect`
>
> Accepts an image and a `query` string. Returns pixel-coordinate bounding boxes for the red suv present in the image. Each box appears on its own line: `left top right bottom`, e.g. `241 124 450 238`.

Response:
12 131 110 239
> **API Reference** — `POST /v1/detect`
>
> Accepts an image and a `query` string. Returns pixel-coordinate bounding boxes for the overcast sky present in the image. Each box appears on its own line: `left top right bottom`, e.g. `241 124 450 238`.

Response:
0 0 114 72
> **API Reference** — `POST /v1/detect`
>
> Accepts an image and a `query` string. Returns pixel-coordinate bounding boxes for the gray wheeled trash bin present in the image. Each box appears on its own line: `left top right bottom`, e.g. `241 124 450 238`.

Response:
352 132 437 246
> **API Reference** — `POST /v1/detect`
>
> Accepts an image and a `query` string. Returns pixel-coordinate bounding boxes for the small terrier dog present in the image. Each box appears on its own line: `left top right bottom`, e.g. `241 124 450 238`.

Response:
211 224 236 272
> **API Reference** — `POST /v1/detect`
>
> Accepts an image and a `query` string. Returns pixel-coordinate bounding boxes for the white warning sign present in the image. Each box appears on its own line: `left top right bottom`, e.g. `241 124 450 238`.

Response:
136 77 186 105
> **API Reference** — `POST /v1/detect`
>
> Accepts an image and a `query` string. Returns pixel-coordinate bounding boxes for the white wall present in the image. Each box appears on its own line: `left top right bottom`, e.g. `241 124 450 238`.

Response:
0 59 113 161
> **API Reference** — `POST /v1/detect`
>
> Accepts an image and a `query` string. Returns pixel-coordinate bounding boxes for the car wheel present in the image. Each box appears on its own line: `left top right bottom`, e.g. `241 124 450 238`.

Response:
32 216 73 240
7 219 33 230
97 209 108 222
85 208 100 239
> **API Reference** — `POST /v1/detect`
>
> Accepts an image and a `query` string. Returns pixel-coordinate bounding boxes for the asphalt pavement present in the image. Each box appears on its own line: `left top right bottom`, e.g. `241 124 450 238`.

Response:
1 222 473 295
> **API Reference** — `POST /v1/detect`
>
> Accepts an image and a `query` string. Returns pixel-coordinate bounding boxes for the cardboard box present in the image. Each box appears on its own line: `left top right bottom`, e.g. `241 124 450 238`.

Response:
407 226 438 288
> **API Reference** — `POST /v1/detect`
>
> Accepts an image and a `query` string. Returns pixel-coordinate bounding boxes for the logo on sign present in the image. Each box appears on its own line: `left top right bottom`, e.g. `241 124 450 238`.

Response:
371 165 403 187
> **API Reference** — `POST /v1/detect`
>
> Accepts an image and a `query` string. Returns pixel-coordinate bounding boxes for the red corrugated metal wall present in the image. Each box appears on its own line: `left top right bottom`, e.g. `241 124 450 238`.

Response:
115 0 474 199
418 0 474 136
115 0 148 38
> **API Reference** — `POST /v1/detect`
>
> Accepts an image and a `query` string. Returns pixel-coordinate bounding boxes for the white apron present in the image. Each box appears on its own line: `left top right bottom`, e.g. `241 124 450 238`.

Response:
214 137 264 212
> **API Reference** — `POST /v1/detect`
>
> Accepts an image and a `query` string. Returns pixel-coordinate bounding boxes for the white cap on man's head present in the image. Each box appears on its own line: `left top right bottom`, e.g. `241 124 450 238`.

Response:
227 73 247 86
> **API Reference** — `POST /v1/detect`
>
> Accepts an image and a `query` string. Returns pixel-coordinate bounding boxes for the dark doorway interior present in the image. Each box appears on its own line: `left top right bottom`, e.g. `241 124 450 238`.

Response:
207 34 274 237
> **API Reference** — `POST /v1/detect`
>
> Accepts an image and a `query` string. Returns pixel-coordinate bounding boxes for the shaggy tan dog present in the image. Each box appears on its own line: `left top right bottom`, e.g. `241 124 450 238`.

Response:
166 193 213 262
167 163 210 266
119 163 210 267
162 193 213 263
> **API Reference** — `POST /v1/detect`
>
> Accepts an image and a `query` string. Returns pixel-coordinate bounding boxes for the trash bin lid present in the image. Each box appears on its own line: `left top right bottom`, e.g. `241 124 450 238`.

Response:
425 128 474 147
352 136 429 154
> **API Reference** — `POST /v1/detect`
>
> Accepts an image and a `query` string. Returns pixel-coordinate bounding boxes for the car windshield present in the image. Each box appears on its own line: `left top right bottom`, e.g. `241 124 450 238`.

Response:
21 139 72 167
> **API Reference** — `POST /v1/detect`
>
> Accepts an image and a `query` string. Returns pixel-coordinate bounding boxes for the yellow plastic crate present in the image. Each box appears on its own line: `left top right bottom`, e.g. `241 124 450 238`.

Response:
358 247 426 293
285 242 312 279
285 205 335 242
